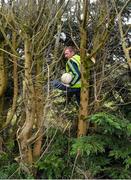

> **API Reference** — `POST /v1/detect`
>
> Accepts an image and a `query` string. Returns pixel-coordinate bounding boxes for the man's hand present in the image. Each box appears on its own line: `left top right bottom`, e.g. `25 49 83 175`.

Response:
62 83 70 87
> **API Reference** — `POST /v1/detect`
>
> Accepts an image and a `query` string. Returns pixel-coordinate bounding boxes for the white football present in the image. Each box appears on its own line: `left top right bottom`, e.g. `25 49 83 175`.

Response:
61 73 72 84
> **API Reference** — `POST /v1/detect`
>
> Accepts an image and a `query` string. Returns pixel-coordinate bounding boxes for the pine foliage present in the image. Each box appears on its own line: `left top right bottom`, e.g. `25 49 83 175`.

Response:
70 112 131 178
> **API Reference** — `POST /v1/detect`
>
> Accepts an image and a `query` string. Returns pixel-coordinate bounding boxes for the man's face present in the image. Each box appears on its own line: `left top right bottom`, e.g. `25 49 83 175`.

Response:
64 49 74 59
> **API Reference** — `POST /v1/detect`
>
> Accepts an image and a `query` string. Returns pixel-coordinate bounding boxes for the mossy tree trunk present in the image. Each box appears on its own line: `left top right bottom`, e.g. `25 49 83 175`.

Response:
0 42 7 127
77 0 89 137
18 37 35 172
33 58 44 162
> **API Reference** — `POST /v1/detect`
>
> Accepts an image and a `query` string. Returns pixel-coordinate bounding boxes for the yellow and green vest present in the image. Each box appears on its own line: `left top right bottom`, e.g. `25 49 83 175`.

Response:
66 54 81 88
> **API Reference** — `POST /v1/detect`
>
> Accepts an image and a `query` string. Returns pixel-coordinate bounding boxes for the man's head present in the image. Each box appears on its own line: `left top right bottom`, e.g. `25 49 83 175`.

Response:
64 46 75 59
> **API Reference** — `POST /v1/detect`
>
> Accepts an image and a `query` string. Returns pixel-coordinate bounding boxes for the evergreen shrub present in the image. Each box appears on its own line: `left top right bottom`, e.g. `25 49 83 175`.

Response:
70 112 131 179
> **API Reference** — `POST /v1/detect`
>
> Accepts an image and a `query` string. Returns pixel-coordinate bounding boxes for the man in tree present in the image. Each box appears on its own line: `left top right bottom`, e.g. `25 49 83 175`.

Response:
53 46 81 105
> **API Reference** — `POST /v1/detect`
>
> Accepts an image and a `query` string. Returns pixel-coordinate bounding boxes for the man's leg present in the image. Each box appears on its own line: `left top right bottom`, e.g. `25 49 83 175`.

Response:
66 92 74 104
67 88 80 105
75 90 80 105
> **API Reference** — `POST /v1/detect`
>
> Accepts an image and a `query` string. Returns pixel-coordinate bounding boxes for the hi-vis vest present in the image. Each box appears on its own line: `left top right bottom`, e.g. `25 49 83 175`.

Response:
66 54 81 88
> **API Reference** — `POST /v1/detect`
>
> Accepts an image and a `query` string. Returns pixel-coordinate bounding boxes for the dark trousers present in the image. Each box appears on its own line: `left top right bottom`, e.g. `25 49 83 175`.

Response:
52 80 80 105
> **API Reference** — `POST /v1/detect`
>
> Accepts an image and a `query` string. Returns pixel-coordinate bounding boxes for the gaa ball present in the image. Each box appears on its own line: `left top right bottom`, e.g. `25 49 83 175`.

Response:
61 73 72 84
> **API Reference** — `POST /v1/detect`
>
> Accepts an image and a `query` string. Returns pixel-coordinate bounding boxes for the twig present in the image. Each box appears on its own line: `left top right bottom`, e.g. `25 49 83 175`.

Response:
70 150 80 179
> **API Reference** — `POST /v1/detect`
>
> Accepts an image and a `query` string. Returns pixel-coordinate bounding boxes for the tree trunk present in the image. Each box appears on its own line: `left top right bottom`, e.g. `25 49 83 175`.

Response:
33 58 44 161
0 42 7 126
0 43 7 97
77 0 89 137
17 37 35 172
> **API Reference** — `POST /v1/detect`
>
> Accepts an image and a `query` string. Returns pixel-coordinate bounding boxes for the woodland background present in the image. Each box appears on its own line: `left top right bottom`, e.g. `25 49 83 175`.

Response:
0 0 131 179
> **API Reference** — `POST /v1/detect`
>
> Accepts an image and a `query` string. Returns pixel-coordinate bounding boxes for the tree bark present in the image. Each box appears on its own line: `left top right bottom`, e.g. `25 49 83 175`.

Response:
0 43 7 97
33 58 44 161
77 0 89 137
0 42 7 126
18 37 35 172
